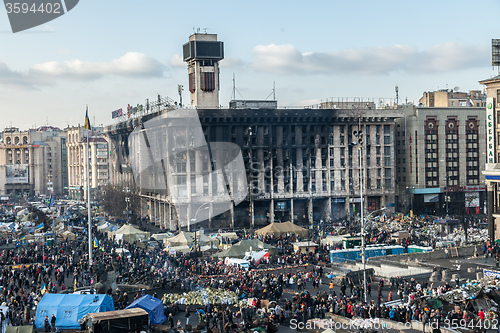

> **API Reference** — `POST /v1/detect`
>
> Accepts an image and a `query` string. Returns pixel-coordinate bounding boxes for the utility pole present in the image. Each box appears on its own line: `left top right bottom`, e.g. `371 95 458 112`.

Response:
353 118 366 303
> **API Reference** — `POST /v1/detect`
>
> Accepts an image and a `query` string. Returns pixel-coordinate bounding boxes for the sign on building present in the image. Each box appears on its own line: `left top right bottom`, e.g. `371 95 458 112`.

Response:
487 97 495 164
5 164 28 183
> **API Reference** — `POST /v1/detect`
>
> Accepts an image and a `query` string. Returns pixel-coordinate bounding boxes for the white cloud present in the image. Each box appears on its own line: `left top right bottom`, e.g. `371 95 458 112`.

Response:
220 57 247 68
251 42 489 75
168 54 184 68
0 52 166 89
31 52 165 79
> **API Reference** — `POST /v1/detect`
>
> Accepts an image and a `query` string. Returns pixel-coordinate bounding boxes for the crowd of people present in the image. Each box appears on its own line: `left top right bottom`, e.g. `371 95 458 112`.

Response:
0 200 495 333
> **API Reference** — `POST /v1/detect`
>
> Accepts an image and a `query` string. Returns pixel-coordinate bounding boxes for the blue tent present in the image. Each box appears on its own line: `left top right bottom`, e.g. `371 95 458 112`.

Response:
125 295 166 325
35 294 114 329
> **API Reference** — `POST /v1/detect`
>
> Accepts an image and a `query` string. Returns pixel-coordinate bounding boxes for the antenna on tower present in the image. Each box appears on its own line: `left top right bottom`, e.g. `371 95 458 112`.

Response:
395 85 399 106
265 82 277 101
232 73 236 101
178 84 184 107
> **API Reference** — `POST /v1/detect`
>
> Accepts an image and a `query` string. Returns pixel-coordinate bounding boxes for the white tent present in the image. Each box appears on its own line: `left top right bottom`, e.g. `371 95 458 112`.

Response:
110 224 150 243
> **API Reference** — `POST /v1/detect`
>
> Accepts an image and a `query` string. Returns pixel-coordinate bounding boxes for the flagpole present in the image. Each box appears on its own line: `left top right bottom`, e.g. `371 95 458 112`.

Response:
86 110 93 268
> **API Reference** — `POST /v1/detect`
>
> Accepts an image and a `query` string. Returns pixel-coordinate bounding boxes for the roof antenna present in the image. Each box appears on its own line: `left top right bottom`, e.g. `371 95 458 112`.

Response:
232 73 236 101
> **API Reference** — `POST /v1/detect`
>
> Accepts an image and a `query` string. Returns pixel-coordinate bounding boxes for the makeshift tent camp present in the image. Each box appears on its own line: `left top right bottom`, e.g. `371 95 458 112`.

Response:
6 326 35 333
280 221 309 237
164 231 193 246
125 294 166 325
165 245 191 254
110 224 150 243
60 230 76 241
187 232 211 245
35 294 114 329
212 239 277 258
88 308 149 333
152 232 173 241
255 221 308 237
293 241 318 254
218 232 238 240
320 235 344 246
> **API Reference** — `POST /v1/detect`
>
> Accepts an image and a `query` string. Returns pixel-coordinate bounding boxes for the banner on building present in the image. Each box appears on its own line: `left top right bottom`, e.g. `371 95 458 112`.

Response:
486 97 495 164
5 164 28 183
111 108 123 119
465 192 480 207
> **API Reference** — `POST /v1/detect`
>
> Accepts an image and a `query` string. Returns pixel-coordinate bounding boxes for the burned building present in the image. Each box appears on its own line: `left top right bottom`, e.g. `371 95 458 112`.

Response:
105 105 403 230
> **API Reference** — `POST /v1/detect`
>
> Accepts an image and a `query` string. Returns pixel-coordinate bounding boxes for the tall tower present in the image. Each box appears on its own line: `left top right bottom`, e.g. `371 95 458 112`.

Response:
183 33 224 108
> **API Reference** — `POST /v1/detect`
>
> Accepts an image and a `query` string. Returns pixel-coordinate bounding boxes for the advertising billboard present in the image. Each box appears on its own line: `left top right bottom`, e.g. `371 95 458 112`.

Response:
487 97 495 164
5 164 28 183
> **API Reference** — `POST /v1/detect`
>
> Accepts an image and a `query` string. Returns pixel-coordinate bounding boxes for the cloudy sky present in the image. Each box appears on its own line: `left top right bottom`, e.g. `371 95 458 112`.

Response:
0 0 498 129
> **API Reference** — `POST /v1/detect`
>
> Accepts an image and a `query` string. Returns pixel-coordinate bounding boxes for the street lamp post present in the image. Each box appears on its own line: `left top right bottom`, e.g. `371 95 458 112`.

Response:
190 204 210 252
123 186 131 221
189 203 210 231
353 121 367 303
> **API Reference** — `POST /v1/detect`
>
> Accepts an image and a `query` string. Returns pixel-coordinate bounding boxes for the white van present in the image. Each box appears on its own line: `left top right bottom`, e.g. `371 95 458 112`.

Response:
224 257 250 271
114 248 131 258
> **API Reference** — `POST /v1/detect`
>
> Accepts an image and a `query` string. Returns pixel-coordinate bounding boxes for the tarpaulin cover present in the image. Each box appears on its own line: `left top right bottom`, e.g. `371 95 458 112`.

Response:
6 326 35 333
89 308 149 333
35 294 114 329
125 294 166 325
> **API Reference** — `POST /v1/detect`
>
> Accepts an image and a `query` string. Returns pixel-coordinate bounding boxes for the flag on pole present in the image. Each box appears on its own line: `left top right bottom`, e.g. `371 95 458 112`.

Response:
189 244 194 252
48 194 53 209
84 106 91 131
41 284 47 294
93 236 98 248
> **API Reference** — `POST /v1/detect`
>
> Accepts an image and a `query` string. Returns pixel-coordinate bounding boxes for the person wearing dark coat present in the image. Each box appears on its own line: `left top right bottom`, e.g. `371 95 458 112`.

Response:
50 314 56 331
168 313 174 328
44 316 50 332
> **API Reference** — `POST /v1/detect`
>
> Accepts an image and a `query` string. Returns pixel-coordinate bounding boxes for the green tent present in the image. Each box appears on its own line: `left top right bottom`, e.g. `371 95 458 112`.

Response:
212 239 277 258
6 326 35 333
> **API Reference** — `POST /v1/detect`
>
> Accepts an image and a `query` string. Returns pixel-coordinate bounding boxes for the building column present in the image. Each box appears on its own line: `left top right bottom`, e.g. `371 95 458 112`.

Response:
209 202 213 230
345 198 350 218
156 200 160 225
308 198 313 223
270 199 275 224
325 198 331 222
168 203 173 231
250 199 255 228
165 202 169 230
487 182 495 241
162 202 167 229
290 198 294 223
230 202 234 230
